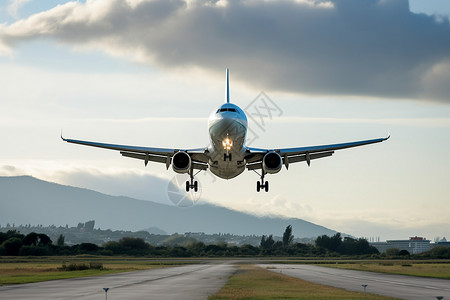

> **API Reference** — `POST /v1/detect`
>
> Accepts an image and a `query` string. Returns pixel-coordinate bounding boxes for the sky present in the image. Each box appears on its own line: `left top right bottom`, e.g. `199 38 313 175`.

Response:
0 0 449 241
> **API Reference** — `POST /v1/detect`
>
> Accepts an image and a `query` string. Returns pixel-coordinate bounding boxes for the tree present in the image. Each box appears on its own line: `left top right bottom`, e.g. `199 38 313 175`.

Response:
104 241 123 254
260 235 266 247
385 248 399 257
78 243 99 253
23 232 39 246
282 225 294 247
260 235 275 250
37 234 52 246
0 232 7 245
2 238 23 255
260 235 275 255
337 237 378 255
239 244 259 256
56 234 65 247
315 233 342 252
119 237 149 250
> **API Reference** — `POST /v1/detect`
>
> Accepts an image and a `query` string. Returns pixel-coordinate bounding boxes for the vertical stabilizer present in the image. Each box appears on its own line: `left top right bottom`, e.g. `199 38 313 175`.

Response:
226 68 230 103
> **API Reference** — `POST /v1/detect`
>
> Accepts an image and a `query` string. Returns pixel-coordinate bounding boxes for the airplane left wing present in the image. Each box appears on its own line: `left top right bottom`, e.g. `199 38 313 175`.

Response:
246 135 390 170
61 136 209 170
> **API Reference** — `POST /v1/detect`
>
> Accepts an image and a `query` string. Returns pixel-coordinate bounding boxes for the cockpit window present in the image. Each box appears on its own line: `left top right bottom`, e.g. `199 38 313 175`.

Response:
217 108 238 113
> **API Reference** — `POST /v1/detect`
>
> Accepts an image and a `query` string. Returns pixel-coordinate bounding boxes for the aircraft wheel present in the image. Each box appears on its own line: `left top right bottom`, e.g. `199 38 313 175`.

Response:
257 181 261 192
194 181 198 192
186 181 190 192
265 181 269 192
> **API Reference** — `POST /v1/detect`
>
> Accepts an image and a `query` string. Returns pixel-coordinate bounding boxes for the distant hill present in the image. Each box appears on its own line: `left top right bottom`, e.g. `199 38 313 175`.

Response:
0 176 336 238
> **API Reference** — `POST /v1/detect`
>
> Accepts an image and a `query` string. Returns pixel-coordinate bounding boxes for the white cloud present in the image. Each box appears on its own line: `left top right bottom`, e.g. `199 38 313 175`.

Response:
421 59 450 100
1 0 450 101
7 0 32 19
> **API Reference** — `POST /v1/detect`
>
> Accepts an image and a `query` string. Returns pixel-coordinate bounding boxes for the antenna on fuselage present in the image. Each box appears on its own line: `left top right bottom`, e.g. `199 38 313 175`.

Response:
226 68 230 103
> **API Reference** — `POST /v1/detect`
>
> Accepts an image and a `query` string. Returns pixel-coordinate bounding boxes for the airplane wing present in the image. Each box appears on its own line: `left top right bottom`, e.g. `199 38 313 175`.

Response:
246 135 390 171
61 136 209 170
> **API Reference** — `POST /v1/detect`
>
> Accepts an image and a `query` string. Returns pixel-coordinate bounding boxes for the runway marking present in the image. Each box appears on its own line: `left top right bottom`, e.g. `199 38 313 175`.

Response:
261 264 450 299
113 264 212 289
283 265 450 292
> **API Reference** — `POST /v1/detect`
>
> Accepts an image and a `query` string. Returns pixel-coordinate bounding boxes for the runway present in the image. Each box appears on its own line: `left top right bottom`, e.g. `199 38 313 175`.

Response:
259 264 450 300
0 263 236 300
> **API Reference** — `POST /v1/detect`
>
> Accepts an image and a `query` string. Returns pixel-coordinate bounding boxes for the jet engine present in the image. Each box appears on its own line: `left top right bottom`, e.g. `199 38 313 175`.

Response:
172 151 191 174
262 152 282 174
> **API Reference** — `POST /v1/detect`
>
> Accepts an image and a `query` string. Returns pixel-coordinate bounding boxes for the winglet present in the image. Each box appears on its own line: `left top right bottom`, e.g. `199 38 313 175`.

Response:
225 68 230 103
60 129 66 141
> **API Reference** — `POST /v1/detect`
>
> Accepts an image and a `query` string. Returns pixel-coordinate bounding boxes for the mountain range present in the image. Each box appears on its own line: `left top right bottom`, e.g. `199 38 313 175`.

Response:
0 176 336 238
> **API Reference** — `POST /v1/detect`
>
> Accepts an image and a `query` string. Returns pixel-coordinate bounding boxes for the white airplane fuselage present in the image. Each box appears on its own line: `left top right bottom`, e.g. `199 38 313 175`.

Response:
207 103 248 179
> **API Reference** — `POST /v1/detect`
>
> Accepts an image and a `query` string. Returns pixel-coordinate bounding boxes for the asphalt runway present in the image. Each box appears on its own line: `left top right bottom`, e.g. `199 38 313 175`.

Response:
259 264 450 300
0 263 236 300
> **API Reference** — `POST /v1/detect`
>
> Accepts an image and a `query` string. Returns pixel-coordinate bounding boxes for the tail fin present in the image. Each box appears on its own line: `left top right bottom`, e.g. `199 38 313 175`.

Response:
225 68 230 103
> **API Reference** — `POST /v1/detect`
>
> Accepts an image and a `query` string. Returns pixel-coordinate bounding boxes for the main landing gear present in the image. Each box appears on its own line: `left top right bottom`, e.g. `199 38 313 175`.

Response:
185 169 198 192
256 172 269 192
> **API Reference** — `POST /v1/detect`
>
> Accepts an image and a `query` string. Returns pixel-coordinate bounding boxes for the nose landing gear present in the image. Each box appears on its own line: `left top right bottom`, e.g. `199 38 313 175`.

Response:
224 153 232 161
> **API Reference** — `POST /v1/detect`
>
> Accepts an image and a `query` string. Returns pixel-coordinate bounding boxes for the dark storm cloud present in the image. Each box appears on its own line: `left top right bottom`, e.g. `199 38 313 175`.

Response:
1 0 450 102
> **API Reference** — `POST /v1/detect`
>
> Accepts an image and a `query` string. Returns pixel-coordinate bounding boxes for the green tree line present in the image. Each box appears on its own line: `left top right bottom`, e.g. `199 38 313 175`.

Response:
1 227 449 258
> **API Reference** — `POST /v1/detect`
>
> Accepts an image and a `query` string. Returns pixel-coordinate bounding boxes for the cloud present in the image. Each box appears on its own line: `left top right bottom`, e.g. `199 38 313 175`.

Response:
1 0 450 102
6 0 32 19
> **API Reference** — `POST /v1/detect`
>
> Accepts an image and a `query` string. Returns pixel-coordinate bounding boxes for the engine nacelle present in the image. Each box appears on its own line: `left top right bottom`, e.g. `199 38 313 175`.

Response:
262 152 282 174
172 151 191 174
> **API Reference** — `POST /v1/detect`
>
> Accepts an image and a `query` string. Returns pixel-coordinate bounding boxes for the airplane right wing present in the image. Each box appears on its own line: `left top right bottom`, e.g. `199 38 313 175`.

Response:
246 135 390 170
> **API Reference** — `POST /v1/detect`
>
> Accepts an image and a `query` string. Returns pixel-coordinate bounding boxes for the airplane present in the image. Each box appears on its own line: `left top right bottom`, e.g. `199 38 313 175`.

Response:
62 69 389 192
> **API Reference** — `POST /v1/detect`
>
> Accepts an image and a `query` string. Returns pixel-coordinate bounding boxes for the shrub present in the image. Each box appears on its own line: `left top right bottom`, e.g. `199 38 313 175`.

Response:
89 262 104 270
19 245 52 256
398 249 410 256
60 262 103 271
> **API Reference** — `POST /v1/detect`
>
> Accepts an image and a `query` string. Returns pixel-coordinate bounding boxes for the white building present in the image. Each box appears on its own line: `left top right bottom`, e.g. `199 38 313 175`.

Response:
371 236 431 254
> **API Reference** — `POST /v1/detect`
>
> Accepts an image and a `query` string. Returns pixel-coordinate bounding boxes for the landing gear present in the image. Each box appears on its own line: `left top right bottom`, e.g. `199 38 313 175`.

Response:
185 169 199 192
256 172 269 192
224 153 232 161
185 179 198 192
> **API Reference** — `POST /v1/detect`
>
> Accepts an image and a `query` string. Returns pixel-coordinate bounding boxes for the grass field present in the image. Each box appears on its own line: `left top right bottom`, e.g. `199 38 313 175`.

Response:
0 256 190 285
321 262 450 279
209 265 399 300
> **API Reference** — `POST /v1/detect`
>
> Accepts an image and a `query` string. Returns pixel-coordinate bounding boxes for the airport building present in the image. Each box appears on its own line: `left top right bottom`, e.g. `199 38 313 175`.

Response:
370 236 431 254
435 237 450 247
